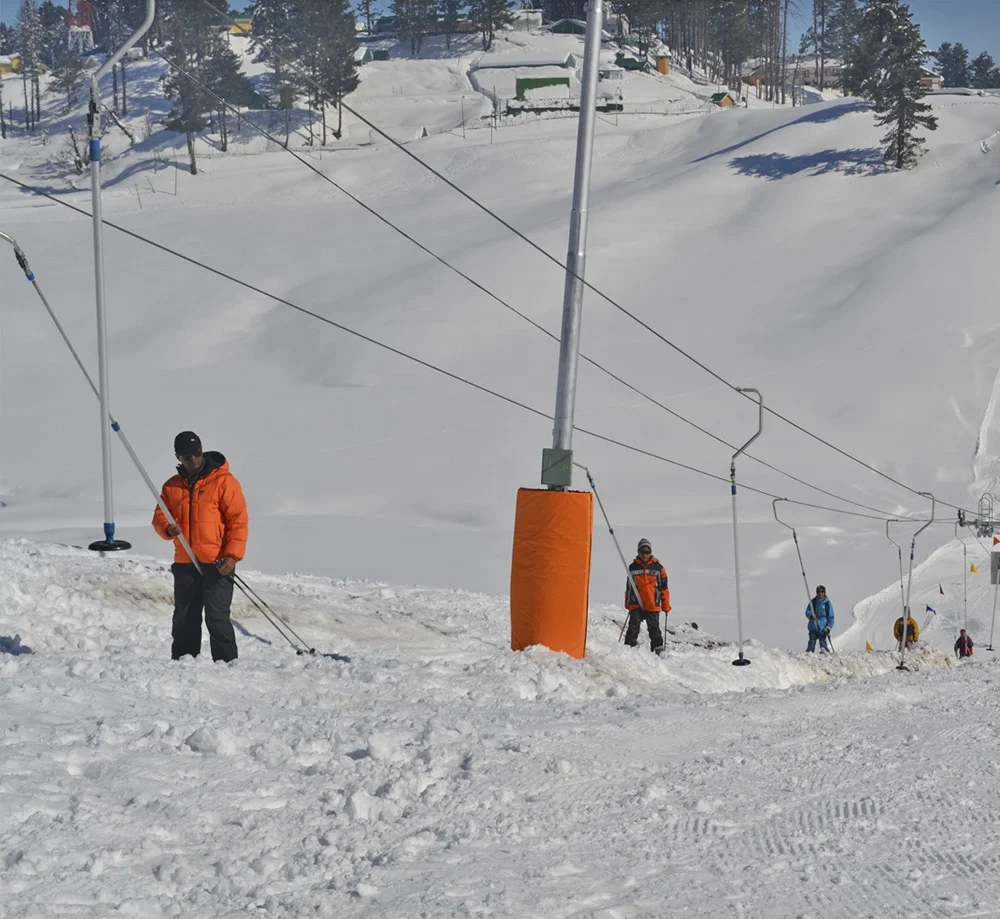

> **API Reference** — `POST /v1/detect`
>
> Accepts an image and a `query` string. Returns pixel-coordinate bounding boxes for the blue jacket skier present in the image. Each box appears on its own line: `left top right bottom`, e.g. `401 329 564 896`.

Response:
805 585 834 653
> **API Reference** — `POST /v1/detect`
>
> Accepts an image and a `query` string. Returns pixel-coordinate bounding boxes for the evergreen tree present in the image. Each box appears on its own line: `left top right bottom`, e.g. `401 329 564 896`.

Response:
0 23 17 54
469 0 512 51
37 1 67 67
933 41 969 87
17 0 43 130
970 51 996 90
292 0 359 143
826 0 860 62
49 47 85 110
162 0 235 173
862 0 937 169
440 0 462 49
248 0 298 116
202 33 253 150
357 0 375 34
392 0 436 55
618 0 661 63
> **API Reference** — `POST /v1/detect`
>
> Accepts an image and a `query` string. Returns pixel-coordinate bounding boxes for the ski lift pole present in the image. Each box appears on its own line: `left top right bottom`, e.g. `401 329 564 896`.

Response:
989 579 1000 652
730 387 763 667
955 519 968 629
0 229 197 566
773 498 829 649
899 493 935 671
86 0 155 553
885 519 906 615
575 463 647 644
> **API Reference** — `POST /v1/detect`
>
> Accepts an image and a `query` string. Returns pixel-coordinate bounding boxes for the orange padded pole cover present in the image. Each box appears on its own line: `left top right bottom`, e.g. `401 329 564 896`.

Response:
510 487 593 658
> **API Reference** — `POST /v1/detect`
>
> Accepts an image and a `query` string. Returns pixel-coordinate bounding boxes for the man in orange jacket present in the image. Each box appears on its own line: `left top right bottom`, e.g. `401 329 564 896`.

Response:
624 538 671 656
152 431 248 662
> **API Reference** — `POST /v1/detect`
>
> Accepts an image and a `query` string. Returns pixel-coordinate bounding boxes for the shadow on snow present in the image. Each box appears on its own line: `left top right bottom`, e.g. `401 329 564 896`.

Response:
729 147 888 179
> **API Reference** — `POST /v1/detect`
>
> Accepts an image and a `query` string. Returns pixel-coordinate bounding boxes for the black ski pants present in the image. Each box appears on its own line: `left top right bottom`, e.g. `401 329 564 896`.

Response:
625 610 663 653
171 562 238 662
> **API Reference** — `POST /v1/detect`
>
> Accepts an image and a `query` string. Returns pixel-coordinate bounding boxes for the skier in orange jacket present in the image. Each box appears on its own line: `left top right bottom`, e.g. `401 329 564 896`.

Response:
624 538 671 655
153 431 248 662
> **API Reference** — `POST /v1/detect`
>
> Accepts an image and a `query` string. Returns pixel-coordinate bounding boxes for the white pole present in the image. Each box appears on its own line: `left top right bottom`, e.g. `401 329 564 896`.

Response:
774 498 821 647
547 0 604 484
576 464 649 645
731 387 763 666
886 519 906 623
86 0 155 552
990 580 999 651
955 521 968 629
899 493 935 671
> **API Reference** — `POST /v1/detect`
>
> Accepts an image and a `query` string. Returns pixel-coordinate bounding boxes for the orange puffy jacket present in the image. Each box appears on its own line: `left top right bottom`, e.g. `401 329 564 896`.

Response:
625 556 671 613
152 451 248 565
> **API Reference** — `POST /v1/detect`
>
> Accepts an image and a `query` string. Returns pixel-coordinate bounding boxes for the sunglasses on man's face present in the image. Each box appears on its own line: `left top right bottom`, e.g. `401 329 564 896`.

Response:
639 549 652 555
177 453 201 461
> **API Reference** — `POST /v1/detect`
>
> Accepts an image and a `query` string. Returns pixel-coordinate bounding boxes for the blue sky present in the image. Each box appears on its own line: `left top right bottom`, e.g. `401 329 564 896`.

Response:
2 1 998 61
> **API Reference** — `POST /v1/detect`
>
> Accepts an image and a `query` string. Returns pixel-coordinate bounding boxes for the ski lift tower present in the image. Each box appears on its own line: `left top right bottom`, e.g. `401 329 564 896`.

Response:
67 0 95 55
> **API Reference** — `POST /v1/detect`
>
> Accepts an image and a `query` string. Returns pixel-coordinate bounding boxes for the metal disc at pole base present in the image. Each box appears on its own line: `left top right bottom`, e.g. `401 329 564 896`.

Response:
89 524 132 552
732 652 751 667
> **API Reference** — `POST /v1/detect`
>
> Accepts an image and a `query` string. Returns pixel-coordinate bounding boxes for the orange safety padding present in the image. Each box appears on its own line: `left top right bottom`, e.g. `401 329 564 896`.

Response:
510 487 593 659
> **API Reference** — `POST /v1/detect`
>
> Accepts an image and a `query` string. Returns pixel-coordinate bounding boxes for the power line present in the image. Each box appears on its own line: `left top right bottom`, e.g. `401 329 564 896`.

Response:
193 0 972 517
149 43 901 522
0 169 903 524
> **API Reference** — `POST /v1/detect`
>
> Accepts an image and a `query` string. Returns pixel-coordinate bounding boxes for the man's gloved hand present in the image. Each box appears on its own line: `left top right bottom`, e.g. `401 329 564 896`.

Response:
823 626 831 635
215 557 236 577
166 523 181 537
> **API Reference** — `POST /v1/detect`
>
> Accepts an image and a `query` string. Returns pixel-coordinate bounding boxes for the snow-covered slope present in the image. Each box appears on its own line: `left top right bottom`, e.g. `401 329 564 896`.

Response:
4 47 1000 652
3 537 1000 918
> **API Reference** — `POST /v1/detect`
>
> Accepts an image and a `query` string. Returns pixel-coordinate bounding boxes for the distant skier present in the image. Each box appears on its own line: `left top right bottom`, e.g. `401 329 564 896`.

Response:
624 538 671 656
894 610 920 650
152 431 248 663
805 585 834 652
955 628 974 658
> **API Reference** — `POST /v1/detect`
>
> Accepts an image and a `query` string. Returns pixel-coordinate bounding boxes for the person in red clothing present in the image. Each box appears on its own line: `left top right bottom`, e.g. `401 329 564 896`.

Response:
152 431 248 662
955 628 974 658
624 538 671 656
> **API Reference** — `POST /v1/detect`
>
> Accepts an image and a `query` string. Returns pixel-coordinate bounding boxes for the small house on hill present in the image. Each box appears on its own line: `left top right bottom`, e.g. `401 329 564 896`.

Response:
710 92 735 108
920 67 942 90
0 54 22 75
229 18 252 36
474 51 576 70
548 18 614 40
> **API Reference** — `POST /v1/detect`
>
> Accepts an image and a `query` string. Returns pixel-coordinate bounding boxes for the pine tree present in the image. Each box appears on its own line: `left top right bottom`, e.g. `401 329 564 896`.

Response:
37 0 66 68
826 0 860 65
49 47 85 111
248 0 298 127
469 0 511 52
618 0 661 63
970 51 996 90
933 41 969 87
863 0 937 169
290 0 359 143
440 0 461 49
17 0 43 130
357 0 375 34
393 0 436 55
202 34 253 150
162 0 235 172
